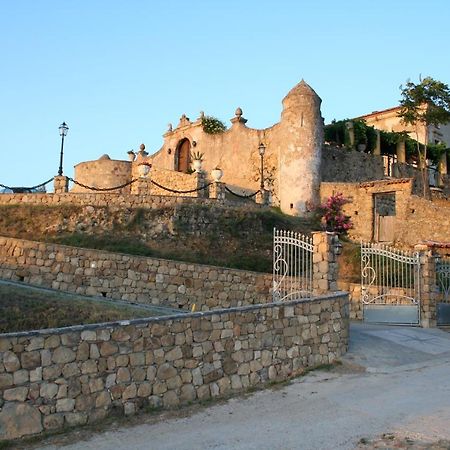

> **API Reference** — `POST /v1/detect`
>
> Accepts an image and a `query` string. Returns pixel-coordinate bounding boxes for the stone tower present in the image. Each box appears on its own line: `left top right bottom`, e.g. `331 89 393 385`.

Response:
278 79 323 215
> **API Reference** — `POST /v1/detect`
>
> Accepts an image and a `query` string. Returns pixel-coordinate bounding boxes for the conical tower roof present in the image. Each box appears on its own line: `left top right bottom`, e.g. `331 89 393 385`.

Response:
282 79 321 110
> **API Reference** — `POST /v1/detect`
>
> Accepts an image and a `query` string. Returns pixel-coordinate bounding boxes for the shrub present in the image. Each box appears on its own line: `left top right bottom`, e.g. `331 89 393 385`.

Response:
314 193 352 234
201 116 227 134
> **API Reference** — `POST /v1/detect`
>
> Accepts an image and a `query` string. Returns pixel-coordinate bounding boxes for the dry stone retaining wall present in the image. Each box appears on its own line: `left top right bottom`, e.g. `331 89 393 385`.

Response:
0 192 251 210
0 237 272 311
321 179 450 247
321 146 385 182
0 292 349 441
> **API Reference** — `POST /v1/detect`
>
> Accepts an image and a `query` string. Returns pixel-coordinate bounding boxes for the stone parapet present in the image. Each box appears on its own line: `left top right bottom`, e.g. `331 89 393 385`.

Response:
0 292 349 441
312 232 339 295
0 192 263 210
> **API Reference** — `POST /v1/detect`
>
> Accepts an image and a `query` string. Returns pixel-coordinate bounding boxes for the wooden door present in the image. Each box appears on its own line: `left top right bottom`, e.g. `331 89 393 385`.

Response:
177 140 191 173
377 215 395 242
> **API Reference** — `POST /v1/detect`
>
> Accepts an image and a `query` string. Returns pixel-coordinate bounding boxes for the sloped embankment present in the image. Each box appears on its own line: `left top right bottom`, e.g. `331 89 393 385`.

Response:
0 203 319 273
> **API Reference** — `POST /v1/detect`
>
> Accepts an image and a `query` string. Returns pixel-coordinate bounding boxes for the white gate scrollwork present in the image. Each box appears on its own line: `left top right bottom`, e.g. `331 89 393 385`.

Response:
273 228 313 302
436 256 450 325
436 257 450 302
361 242 421 325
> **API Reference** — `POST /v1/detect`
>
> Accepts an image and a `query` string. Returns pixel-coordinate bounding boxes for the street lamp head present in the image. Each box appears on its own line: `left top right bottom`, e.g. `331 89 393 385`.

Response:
59 122 69 137
258 142 266 156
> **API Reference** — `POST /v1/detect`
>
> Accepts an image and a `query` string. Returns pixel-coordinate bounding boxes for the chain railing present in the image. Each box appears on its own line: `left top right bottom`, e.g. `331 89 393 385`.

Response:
151 179 212 194
0 177 54 193
1 174 266 202
224 186 260 199
67 177 139 192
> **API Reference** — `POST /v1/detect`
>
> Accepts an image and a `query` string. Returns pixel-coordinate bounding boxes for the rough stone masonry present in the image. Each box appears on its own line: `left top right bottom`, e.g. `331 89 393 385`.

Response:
0 293 348 441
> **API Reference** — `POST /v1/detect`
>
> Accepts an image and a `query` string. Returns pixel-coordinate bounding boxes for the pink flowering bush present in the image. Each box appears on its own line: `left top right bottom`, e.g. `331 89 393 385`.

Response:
315 193 353 234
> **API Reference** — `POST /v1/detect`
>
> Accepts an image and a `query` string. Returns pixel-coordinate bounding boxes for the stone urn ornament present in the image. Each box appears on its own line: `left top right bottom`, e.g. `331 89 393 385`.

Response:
357 143 367 152
211 167 223 182
138 162 151 178
192 160 203 172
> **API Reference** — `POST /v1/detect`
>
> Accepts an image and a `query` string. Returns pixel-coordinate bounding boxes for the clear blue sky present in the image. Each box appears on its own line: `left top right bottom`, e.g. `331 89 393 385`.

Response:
1 0 449 187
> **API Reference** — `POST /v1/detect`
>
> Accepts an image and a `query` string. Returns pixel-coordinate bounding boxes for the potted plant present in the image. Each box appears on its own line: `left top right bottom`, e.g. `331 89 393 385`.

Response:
190 151 204 172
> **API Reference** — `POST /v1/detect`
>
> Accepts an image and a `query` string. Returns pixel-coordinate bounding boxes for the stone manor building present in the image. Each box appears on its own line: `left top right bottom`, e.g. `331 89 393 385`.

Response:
73 80 324 216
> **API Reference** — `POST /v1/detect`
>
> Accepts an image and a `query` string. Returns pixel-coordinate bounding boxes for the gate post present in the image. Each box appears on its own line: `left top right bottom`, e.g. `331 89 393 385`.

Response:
414 243 437 328
312 232 339 295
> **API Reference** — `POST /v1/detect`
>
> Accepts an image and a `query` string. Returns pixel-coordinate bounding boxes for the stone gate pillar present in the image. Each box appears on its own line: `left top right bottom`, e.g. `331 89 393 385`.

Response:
312 232 339 295
414 243 438 328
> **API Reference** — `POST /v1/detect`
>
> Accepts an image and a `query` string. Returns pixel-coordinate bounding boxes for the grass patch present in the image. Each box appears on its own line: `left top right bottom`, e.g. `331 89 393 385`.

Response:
338 239 361 283
1 203 323 274
0 283 165 333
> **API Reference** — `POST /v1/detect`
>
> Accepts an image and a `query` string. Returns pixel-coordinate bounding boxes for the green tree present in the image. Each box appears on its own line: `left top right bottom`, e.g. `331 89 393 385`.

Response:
398 76 450 197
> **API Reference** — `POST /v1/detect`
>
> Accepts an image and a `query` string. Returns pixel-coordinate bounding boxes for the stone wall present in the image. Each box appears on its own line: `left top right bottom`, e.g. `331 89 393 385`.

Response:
131 168 204 198
321 179 450 246
0 192 251 210
321 179 413 242
321 145 385 182
0 237 272 311
396 196 450 246
337 281 361 320
0 292 349 441
320 178 449 247
72 157 132 194
151 80 323 215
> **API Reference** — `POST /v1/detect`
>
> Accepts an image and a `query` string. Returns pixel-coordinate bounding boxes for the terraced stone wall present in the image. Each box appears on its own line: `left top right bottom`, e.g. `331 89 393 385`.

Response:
0 292 349 441
0 237 273 311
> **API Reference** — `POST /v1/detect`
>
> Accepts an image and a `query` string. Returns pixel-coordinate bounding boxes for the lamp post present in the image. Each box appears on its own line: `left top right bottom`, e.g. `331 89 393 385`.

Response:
258 142 266 191
58 122 69 176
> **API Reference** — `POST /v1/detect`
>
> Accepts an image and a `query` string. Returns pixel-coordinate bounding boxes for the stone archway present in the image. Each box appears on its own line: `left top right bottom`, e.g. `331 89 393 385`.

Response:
175 139 191 173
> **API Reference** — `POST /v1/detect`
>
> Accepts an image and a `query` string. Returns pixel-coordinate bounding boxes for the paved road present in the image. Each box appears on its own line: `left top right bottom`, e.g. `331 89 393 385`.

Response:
36 323 450 450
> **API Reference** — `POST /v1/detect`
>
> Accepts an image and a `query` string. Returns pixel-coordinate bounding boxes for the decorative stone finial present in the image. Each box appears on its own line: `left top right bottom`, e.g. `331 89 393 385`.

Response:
127 150 136 162
178 114 191 128
138 143 148 157
230 107 247 125
199 111 205 119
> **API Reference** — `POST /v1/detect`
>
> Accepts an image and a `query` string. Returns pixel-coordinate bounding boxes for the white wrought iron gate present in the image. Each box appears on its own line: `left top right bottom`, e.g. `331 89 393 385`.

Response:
361 242 421 325
437 257 450 326
273 228 313 301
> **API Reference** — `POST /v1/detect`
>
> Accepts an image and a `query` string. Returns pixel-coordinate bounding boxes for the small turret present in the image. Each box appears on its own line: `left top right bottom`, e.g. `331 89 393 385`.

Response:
278 79 323 215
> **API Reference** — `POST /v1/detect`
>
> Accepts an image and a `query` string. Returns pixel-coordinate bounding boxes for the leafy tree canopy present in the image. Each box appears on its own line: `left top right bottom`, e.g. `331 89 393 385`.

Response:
398 76 450 129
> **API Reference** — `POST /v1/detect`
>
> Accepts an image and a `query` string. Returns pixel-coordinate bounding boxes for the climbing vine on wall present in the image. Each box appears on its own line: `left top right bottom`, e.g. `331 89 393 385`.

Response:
324 119 448 164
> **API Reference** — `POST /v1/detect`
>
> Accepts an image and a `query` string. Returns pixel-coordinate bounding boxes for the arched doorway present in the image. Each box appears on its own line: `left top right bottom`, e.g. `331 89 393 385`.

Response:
175 139 191 173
